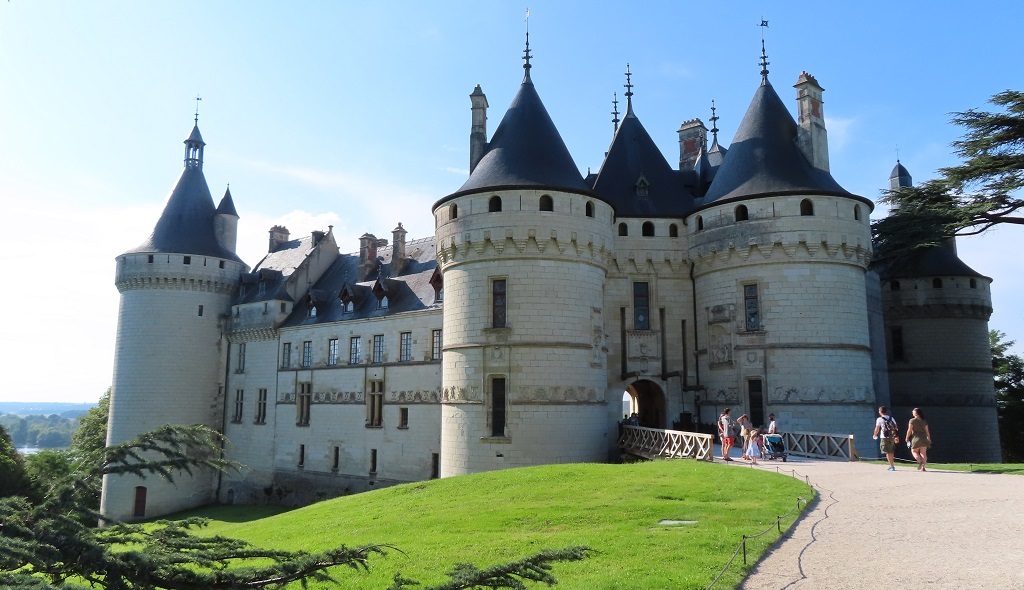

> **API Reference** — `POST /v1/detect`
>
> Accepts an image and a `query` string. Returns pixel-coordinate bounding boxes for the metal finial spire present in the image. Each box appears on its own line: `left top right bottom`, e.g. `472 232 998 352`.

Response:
194 95 202 124
523 9 532 76
759 19 770 82
895 145 901 163
710 99 720 144
611 92 620 133
623 63 634 113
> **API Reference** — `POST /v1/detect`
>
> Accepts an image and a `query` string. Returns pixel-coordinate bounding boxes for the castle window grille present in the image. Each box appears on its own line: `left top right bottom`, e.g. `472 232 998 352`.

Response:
492 279 507 328
399 407 409 428
491 377 507 437
633 282 650 330
328 338 339 366
372 335 384 363
367 380 384 427
302 341 312 367
255 388 267 424
297 382 311 426
282 343 292 368
431 329 443 360
349 336 361 364
232 389 244 423
399 332 412 362
743 284 760 332
236 343 246 373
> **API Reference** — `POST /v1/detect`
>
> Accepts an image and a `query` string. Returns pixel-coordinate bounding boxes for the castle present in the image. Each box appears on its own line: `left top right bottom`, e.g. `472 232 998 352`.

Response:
101 42 1001 521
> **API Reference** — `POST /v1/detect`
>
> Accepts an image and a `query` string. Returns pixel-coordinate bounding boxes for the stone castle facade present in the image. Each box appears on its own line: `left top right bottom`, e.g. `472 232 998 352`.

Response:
102 47 1001 521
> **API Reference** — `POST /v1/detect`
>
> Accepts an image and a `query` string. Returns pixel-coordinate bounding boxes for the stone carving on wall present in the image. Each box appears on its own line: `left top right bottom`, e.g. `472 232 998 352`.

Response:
515 385 599 403
708 324 733 367
703 387 740 404
390 389 442 403
769 386 872 404
708 303 735 324
441 385 481 403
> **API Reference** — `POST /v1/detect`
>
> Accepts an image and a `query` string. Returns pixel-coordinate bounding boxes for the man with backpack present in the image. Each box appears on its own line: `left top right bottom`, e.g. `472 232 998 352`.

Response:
873 406 902 471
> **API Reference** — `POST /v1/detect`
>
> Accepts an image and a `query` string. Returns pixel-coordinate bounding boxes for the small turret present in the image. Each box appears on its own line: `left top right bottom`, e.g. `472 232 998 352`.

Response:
794 71 830 173
469 85 489 173
214 186 239 253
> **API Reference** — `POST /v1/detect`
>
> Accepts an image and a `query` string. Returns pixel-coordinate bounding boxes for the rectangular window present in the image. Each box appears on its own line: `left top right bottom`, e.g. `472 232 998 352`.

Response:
747 379 764 427
236 342 246 373
183 256 191 265
370 448 378 473
399 332 412 362
298 444 305 468
398 407 409 428
430 453 440 479
297 382 311 426
372 335 384 364
282 343 292 368
891 326 905 361
633 282 650 330
255 388 267 424
431 329 443 360
332 446 340 471
491 377 506 437
744 284 760 331
492 279 507 328
302 341 312 367
232 389 244 423
366 380 384 427
198 305 204 317
328 338 339 366
349 336 361 364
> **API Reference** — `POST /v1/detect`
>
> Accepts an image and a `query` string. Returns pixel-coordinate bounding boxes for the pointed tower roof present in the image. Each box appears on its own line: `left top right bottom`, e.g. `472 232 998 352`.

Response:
882 238 988 280
217 185 238 216
592 85 691 216
701 79 852 204
438 48 589 203
889 161 913 189
124 126 243 262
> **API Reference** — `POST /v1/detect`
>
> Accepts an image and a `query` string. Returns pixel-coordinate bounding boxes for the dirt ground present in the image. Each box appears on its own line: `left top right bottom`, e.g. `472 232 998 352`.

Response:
733 455 1024 589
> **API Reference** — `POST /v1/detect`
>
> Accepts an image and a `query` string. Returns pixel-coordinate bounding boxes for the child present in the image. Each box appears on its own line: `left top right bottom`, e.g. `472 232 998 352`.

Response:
746 429 762 465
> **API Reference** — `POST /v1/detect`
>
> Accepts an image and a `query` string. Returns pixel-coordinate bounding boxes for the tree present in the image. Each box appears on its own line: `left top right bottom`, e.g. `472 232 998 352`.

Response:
0 424 588 589
0 424 35 500
992 330 1024 462
873 90 1024 262
71 387 110 457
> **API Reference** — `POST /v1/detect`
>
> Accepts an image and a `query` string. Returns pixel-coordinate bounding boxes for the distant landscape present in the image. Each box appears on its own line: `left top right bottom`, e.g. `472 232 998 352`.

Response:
0 401 98 449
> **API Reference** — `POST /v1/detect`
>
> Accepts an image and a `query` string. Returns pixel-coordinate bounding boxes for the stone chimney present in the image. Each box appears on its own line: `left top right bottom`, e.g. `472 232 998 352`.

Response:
794 72 830 173
358 233 389 281
677 118 707 170
268 225 290 253
469 85 489 173
391 222 408 276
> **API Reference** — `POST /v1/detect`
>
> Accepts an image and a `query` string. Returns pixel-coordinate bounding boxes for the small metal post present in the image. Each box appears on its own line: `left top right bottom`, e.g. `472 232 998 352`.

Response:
742 535 748 564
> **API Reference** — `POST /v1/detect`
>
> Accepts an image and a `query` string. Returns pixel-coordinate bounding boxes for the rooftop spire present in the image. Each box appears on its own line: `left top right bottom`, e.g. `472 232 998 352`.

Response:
611 92 620 134
522 9 532 80
194 94 202 124
709 99 720 144
623 63 634 114
759 19 770 83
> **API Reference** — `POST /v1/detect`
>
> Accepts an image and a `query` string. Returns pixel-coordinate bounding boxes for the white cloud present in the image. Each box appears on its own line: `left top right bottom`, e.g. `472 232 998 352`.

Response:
824 116 855 151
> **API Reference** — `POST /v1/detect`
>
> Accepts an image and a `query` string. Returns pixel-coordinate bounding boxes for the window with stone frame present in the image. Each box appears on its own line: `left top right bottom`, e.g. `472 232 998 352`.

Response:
633 282 650 330
255 388 267 424
372 334 384 363
399 332 412 362
743 284 760 332
398 407 409 428
328 338 339 365
236 342 246 373
297 444 305 468
331 446 340 471
492 278 507 328
490 377 507 437
282 342 292 368
302 341 312 367
431 329 443 360
296 382 311 426
366 380 384 427
232 389 244 423
349 336 361 364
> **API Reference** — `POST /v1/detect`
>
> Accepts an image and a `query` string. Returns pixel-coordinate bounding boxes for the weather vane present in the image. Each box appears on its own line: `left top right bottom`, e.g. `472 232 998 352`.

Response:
612 92 620 133
759 19 770 80
523 8 532 71
710 99 720 144
194 95 202 124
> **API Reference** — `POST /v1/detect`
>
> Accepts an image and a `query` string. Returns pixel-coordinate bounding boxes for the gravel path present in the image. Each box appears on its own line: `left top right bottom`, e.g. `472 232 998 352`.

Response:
733 455 1024 589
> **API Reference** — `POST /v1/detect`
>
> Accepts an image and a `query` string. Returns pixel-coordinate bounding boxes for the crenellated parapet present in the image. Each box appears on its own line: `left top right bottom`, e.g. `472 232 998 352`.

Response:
690 233 871 275
435 227 612 270
115 253 243 295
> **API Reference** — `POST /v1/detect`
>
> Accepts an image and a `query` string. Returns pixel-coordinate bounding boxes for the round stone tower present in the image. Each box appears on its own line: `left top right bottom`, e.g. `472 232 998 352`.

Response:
102 124 248 521
433 54 614 477
687 69 877 443
879 162 1000 462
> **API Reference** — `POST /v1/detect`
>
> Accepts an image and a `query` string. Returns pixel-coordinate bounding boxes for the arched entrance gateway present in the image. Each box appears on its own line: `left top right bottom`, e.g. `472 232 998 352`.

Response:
623 380 666 429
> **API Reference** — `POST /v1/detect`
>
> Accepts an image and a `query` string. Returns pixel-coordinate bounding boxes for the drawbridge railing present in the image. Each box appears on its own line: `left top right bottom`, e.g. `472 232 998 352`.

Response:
781 431 857 461
617 425 714 461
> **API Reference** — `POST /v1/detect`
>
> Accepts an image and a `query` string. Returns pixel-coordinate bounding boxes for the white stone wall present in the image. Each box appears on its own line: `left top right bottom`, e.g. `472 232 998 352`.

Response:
102 252 245 521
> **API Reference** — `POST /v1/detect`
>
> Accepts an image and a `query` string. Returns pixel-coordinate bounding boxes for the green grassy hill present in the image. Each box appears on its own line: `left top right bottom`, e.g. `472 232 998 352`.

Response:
189 460 812 589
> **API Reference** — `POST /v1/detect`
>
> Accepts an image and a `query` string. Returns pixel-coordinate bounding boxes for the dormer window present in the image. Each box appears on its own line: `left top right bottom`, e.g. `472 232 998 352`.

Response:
635 176 649 198
429 267 444 303
308 306 317 318
379 296 389 310
346 301 355 313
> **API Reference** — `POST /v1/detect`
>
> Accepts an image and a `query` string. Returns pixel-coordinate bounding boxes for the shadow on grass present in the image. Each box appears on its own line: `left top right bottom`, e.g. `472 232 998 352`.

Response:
158 504 295 523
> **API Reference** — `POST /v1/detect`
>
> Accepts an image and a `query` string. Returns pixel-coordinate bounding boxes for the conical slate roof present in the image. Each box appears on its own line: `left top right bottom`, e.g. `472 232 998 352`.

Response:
217 186 238 216
701 80 851 204
889 161 913 189
592 110 691 216
442 71 589 200
882 238 987 280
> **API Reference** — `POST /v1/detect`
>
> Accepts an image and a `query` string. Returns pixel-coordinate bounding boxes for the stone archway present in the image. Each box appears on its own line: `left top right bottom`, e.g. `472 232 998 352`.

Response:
625 380 666 429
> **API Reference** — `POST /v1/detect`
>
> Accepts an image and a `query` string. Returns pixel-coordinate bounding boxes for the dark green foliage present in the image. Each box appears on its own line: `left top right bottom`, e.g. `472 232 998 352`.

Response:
992 330 1024 462
71 387 110 457
0 412 77 449
873 90 1024 263
401 548 592 590
0 424 36 500
0 424 587 589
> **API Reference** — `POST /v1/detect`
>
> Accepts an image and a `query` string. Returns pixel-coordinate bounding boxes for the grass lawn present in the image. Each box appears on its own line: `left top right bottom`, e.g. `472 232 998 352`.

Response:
923 462 1024 474
184 460 812 590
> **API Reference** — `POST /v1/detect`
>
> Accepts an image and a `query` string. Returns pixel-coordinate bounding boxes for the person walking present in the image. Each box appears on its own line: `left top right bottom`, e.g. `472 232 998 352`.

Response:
873 406 901 471
737 414 754 460
906 407 933 471
719 408 735 461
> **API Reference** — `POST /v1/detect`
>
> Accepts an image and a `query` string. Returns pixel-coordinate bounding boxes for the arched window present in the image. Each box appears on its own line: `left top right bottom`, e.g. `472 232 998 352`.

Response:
890 281 901 291
345 301 354 313
585 201 594 218
539 194 553 211
735 205 749 222
489 196 502 212
450 203 458 219
669 224 678 237
696 216 704 231
854 205 861 221
970 278 977 289
379 295 390 309
618 223 628 236
800 199 814 216
932 278 943 289
642 222 655 236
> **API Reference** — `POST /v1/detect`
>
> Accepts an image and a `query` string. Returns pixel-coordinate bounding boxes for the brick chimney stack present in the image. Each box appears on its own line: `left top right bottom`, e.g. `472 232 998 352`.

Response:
677 118 707 170
391 223 408 276
794 72 830 173
469 85 489 173
268 225 290 253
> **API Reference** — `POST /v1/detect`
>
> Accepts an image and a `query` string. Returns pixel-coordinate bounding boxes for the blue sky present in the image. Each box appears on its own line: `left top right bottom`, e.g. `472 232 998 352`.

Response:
1 1 1021 403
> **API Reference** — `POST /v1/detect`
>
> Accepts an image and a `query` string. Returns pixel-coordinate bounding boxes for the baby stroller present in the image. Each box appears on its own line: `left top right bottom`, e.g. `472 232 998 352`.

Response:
763 433 787 461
